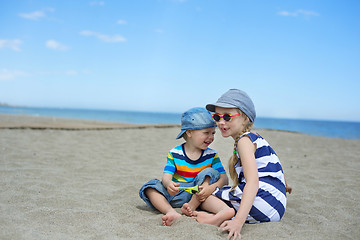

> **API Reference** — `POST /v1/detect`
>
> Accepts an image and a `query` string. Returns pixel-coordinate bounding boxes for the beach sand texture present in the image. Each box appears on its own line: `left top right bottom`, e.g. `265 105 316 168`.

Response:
1 114 359 240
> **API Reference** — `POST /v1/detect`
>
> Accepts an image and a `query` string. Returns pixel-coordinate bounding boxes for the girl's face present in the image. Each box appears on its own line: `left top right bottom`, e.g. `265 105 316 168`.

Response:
214 107 248 139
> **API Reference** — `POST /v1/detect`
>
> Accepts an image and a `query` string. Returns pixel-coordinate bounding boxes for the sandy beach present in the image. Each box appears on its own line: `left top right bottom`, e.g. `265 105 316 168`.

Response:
0 114 359 240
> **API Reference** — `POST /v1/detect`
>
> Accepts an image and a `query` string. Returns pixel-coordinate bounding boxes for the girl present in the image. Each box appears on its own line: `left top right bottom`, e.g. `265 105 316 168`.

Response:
189 89 292 240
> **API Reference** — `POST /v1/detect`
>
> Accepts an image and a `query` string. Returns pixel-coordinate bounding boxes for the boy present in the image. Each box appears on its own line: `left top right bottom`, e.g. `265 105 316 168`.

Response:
139 107 228 226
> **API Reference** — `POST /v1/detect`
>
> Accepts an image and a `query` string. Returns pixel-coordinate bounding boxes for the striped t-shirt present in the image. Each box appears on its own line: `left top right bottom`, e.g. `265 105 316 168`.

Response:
164 144 226 183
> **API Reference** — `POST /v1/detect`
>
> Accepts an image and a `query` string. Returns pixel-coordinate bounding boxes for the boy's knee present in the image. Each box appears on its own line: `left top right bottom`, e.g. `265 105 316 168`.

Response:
206 167 219 174
196 168 220 184
144 187 152 195
144 187 159 197
200 167 218 175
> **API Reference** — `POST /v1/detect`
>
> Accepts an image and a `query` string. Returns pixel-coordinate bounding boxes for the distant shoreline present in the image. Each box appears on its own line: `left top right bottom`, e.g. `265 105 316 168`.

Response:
0 113 180 130
1 105 359 139
1 104 359 123
0 103 19 107
2 113 359 143
0 113 296 133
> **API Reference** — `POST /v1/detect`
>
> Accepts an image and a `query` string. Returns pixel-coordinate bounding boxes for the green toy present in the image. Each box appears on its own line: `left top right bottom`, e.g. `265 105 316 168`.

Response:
177 185 200 194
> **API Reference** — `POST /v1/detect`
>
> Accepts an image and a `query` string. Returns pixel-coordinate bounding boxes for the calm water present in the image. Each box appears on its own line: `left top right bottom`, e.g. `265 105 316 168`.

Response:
1 106 360 140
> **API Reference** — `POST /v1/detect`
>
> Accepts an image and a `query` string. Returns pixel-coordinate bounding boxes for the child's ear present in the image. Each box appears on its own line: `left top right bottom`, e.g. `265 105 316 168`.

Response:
185 130 192 138
242 113 250 122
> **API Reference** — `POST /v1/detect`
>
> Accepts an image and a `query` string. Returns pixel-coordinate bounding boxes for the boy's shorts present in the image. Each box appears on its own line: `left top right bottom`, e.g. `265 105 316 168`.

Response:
139 167 221 209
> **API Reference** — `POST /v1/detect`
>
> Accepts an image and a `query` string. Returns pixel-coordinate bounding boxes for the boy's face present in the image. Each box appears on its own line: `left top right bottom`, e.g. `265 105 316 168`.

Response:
186 127 216 150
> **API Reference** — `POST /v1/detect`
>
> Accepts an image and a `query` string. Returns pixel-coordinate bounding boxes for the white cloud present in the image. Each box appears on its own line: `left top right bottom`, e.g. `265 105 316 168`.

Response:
277 11 297 17
277 9 319 17
90 1 105 6
46 40 69 51
0 69 29 81
19 10 45 20
79 30 126 42
117 19 127 25
297 9 320 16
0 39 23 52
19 8 55 21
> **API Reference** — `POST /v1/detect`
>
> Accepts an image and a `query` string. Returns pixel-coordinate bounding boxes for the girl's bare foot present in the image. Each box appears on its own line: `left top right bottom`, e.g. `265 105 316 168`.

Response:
192 211 216 225
181 203 194 217
162 211 182 226
193 208 235 227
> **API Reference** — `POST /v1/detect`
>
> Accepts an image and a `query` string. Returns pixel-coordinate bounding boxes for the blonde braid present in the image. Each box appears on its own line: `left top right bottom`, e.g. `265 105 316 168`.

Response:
228 133 241 188
228 116 254 189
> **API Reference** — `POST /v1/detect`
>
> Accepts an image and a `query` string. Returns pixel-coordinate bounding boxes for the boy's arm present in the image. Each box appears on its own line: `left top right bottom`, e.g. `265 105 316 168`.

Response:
209 172 228 190
162 172 180 196
196 173 228 202
206 152 229 191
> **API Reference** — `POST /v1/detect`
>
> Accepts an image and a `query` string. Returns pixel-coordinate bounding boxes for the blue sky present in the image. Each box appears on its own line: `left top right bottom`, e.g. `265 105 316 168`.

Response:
1 0 359 122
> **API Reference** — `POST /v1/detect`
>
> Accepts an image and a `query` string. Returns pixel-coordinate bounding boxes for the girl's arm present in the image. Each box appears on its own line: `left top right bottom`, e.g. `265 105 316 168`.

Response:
162 172 180 196
285 177 292 194
220 136 258 239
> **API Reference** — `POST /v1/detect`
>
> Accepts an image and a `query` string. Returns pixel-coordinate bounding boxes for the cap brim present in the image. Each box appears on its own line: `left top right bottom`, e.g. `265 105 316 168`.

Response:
176 130 186 139
206 102 238 112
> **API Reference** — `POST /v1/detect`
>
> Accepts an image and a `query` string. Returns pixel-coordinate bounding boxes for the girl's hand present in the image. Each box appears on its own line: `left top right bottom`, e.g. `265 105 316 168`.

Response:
219 219 243 240
196 185 213 202
286 183 292 194
167 181 180 196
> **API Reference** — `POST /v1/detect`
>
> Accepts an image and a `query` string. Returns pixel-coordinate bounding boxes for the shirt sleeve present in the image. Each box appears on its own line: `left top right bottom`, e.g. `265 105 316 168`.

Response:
163 151 176 174
212 153 226 174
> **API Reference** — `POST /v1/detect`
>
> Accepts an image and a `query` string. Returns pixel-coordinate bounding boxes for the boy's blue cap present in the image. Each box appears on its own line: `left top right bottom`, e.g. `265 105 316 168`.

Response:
176 107 217 139
206 89 256 122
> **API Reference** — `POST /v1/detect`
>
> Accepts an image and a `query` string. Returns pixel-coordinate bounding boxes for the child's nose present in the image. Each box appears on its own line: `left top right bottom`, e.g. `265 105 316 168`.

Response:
217 118 226 124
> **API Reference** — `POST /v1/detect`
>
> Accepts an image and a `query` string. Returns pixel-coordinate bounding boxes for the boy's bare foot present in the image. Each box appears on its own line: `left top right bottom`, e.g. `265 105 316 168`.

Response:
181 203 194 217
162 211 182 226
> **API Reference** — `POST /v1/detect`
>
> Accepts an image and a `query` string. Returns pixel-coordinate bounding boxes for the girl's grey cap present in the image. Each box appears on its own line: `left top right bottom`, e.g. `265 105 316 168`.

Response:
176 107 217 139
206 89 256 122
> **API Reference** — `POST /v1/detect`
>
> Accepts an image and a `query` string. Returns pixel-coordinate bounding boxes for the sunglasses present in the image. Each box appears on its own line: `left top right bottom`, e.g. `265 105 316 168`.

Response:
212 113 241 122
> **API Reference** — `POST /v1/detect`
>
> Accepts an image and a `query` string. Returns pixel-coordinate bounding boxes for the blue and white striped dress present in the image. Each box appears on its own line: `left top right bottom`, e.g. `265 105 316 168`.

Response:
213 132 287 223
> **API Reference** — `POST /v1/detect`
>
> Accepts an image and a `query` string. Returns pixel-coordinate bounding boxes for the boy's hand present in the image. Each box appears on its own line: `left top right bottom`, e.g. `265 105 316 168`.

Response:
196 185 213 202
167 181 180 196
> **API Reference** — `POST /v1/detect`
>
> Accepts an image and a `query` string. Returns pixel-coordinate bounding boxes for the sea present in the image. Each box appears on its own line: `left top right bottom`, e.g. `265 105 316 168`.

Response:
1 105 360 140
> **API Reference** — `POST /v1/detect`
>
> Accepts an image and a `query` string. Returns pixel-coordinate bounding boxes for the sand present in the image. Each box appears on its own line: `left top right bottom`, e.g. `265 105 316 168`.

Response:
0 114 359 240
